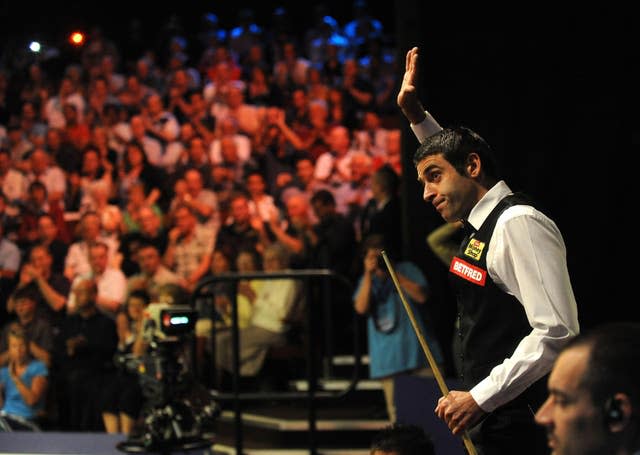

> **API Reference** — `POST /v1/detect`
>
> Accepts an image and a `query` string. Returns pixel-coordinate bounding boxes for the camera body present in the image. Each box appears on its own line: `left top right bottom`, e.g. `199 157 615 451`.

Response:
115 304 218 453
143 303 198 339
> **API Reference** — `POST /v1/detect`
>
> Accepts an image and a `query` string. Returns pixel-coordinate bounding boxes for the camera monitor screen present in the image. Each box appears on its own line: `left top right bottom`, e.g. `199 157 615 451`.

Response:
160 307 197 336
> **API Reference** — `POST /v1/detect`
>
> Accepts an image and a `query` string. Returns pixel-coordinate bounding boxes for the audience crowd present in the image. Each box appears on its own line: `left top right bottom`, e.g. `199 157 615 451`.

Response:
0 3 406 432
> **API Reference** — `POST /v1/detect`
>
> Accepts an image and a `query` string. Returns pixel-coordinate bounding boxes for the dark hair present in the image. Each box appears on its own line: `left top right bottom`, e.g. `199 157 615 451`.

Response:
28 180 47 195
156 283 189 306
128 289 151 306
566 323 640 410
373 164 400 196
310 189 335 207
12 286 39 304
7 322 31 348
413 126 499 181
370 424 435 455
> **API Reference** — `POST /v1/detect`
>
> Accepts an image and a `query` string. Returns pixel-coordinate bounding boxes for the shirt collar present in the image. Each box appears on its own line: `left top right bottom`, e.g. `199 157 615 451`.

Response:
466 180 512 231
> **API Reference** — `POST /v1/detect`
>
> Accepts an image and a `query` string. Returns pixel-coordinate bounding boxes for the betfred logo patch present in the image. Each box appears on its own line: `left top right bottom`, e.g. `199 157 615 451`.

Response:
464 238 485 261
450 257 487 286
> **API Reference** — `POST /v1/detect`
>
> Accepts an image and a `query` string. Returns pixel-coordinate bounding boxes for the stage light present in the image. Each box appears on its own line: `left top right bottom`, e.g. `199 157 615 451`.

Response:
29 41 41 53
69 31 85 46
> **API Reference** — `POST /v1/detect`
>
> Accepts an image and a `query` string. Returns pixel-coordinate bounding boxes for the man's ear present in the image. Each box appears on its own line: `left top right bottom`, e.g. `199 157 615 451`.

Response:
606 393 633 433
465 152 482 178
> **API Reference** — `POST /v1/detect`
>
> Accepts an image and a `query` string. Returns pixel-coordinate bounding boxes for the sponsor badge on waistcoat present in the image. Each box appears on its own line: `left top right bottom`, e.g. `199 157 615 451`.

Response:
464 238 485 261
450 257 487 286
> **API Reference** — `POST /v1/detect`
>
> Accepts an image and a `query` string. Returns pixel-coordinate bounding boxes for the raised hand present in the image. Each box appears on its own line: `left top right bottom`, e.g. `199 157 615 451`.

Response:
397 47 427 125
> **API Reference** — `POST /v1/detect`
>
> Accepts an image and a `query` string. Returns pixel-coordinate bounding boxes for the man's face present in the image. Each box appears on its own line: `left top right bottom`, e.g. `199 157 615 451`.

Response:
38 216 58 241
296 159 314 183
89 245 109 275
15 298 36 322
82 214 101 240
30 247 52 274
139 208 159 235
174 208 195 235
138 246 160 275
74 279 96 309
535 345 608 455
230 198 250 224
416 154 476 223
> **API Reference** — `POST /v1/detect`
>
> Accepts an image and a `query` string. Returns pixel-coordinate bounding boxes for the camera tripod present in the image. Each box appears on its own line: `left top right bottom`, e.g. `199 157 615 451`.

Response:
116 339 218 454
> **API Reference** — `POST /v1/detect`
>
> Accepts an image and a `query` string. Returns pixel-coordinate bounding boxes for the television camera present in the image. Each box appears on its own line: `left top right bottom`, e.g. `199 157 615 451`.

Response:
116 304 219 453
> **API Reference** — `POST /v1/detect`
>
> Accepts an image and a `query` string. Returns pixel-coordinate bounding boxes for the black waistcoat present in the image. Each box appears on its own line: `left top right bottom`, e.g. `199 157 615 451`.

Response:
449 193 533 390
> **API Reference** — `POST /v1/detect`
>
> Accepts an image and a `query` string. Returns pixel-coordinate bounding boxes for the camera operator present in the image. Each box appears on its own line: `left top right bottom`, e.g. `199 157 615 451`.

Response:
101 290 149 435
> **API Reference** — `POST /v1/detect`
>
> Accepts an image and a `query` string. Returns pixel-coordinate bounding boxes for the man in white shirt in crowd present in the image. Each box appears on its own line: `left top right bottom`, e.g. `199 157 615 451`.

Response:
68 242 126 317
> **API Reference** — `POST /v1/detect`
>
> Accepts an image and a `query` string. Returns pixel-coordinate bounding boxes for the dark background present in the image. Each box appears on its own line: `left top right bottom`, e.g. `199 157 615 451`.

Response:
1 2 635 364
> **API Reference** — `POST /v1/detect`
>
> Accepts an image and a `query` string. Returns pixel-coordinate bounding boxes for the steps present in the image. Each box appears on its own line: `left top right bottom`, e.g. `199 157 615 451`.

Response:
209 355 389 454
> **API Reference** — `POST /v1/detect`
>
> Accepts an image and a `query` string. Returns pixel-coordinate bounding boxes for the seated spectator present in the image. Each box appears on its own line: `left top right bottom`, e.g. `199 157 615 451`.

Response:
0 148 28 204
0 323 49 425
121 182 163 235
246 172 278 223
1 289 54 368
0 213 21 280
35 214 69 273
7 245 70 328
67 242 126 317
64 211 118 281
16 181 65 248
163 204 215 292
127 243 182 301
82 182 122 244
215 193 265 264
0 222 21 314
266 192 314 269
215 243 302 383
233 249 261 330
370 423 435 455
25 149 66 205
119 205 168 277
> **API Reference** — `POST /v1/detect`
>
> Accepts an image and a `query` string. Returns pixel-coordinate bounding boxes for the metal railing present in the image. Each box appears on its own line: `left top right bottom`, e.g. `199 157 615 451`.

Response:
191 269 362 455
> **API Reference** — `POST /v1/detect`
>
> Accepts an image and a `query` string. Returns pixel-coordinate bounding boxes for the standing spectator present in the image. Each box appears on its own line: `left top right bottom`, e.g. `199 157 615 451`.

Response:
354 235 443 422
56 278 117 431
101 291 148 435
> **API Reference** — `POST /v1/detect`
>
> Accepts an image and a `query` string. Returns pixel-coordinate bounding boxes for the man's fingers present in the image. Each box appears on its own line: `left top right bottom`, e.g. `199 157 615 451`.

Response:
409 50 418 84
451 413 470 435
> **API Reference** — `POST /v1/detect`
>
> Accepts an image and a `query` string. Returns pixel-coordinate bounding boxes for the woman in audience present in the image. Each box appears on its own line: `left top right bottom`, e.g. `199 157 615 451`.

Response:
0 323 49 425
